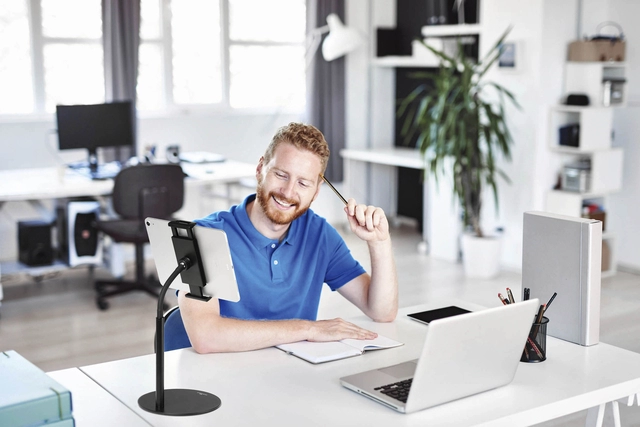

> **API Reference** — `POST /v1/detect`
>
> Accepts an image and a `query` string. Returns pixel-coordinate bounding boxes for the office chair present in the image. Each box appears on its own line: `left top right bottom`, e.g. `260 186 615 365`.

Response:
155 306 191 352
95 163 184 310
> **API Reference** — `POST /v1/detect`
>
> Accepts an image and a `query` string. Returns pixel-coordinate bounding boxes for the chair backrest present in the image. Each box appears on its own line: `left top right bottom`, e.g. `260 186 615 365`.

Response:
112 164 184 220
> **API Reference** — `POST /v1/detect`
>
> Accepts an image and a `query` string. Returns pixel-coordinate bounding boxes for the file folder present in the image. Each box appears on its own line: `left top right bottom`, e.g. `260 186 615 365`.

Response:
522 211 601 346
0 350 74 426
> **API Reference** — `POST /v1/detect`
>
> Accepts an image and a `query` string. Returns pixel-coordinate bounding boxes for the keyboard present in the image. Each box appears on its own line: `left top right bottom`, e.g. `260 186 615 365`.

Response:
179 151 226 164
374 378 413 403
68 162 121 180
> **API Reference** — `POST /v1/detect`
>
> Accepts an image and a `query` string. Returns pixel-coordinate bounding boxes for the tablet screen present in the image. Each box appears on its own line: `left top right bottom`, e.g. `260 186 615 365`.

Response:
407 306 471 325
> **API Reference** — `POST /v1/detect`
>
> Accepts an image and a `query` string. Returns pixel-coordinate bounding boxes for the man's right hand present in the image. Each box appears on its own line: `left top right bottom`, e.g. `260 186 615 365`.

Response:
307 318 378 342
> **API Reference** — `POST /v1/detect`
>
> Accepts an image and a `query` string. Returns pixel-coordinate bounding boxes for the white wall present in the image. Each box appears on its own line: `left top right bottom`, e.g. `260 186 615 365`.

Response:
606 0 640 271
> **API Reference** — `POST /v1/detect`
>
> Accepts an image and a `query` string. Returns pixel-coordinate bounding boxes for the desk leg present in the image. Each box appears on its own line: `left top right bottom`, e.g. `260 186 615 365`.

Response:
585 401 621 427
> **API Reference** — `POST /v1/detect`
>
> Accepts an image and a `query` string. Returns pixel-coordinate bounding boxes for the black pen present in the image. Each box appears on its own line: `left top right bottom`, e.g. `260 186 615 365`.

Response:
543 292 558 315
523 288 530 301
320 174 348 206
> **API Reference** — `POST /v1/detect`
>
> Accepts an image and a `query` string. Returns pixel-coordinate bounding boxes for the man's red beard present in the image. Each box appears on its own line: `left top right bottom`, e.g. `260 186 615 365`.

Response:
256 181 310 225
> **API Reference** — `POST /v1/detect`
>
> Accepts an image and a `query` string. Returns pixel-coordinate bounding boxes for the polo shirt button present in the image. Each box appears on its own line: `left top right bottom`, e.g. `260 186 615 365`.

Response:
271 244 276 248
273 260 279 265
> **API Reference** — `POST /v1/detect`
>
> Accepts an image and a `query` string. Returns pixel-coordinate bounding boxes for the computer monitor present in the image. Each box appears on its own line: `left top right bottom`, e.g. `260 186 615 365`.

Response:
56 101 135 173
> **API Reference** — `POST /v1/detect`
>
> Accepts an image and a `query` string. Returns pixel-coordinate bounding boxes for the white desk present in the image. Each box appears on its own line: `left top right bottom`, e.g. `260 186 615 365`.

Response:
76 302 640 426
0 161 256 306
47 368 150 426
0 161 256 204
341 147 459 261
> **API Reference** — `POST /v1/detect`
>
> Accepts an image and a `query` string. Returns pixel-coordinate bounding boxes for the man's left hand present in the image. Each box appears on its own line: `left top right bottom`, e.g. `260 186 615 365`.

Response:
345 198 390 242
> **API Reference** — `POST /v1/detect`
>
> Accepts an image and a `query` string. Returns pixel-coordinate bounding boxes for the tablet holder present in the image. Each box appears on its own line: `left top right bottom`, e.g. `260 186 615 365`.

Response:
138 220 220 416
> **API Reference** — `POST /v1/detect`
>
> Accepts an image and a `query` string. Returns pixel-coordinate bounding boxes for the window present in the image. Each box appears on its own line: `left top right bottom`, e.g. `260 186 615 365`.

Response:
0 1 35 114
138 0 306 111
227 0 306 109
0 0 306 116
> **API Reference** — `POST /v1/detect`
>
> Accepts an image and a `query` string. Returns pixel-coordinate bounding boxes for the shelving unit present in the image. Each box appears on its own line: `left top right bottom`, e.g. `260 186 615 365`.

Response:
359 3 483 261
564 62 627 107
545 62 626 277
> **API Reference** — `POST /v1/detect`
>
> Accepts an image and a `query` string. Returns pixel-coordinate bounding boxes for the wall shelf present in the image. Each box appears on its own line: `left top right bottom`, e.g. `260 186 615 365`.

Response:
372 56 440 68
421 24 481 37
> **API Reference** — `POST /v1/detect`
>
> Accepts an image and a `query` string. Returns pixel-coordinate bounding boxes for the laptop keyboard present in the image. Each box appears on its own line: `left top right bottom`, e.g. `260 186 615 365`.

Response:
374 378 413 403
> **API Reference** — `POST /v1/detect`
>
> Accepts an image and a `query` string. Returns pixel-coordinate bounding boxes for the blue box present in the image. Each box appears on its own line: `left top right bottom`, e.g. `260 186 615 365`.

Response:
0 350 74 426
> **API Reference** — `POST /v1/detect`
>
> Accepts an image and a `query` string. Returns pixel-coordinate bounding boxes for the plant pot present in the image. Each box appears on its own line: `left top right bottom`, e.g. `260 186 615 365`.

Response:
461 233 502 279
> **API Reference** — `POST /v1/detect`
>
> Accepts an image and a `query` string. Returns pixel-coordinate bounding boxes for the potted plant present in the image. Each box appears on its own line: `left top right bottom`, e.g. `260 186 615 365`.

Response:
398 29 519 278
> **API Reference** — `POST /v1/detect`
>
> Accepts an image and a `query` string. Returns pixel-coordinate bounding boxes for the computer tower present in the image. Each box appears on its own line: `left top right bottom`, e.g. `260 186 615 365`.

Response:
522 211 601 346
57 200 103 267
18 220 54 266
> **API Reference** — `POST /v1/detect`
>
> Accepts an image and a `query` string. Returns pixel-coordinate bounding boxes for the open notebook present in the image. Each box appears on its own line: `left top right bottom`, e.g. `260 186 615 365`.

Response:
276 335 403 364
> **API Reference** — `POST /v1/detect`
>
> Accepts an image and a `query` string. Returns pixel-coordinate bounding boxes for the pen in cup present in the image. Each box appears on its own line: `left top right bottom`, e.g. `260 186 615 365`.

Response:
543 292 558 315
320 174 348 206
506 288 515 304
498 293 510 305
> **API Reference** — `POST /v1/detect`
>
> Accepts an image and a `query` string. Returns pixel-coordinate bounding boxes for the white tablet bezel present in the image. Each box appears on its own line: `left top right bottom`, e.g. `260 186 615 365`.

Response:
145 217 240 302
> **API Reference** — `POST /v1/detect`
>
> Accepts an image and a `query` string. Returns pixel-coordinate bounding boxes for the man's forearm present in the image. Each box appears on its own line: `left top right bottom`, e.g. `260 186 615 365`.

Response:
189 316 312 354
186 314 378 354
366 238 399 322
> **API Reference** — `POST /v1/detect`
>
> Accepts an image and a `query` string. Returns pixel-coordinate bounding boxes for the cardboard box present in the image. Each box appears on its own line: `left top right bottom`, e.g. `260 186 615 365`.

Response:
0 350 74 427
568 40 626 62
602 240 611 272
583 211 606 231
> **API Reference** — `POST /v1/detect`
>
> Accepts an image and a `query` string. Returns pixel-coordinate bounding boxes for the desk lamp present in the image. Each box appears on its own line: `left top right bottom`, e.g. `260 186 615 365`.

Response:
306 13 364 66
138 220 229 416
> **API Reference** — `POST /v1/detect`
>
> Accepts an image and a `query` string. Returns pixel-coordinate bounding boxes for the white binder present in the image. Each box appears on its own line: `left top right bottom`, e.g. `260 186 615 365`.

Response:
522 211 602 346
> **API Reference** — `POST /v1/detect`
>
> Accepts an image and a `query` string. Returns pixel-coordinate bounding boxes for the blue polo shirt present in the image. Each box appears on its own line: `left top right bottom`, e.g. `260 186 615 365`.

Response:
194 194 366 321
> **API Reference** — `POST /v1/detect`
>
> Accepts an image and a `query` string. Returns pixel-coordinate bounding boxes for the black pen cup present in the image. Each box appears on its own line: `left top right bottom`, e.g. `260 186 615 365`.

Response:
520 316 549 363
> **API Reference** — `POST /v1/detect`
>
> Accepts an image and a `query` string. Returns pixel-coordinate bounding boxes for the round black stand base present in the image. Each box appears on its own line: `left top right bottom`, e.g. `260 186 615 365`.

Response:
138 389 221 416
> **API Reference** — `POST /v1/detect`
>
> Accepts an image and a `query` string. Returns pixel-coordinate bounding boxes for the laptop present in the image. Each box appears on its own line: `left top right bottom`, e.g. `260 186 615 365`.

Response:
340 299 539 413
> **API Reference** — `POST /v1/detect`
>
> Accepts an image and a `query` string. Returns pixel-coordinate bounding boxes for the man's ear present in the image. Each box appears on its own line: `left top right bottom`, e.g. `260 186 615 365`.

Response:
312 177 322 202
256 156 264 179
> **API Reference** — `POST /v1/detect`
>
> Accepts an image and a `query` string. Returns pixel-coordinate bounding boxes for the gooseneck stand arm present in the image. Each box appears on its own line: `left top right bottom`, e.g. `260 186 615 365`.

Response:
138 221 220 416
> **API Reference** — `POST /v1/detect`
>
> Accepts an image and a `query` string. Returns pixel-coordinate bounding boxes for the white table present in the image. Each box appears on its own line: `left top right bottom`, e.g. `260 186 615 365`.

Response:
0 161 256 204
47 368 150 426
76 302 640 426
0 161 256 306
341 147 460 261
341 147 431 254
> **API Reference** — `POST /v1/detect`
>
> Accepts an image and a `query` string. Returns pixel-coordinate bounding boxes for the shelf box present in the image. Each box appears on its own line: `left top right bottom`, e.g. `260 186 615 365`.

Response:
590 148 623 193
601 234 616 276
549 106 613 151
546 191 586 217
564 62 627 107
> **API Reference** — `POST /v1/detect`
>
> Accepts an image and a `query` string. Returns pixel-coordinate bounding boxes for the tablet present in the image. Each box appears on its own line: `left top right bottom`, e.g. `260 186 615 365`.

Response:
145 217 240 302
407 306 471 325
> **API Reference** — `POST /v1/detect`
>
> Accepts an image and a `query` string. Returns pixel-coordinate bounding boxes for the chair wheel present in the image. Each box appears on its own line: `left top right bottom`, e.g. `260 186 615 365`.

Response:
97 298 109 310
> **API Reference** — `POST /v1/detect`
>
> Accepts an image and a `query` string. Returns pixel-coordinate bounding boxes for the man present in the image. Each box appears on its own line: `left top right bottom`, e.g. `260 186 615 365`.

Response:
179 122 398 353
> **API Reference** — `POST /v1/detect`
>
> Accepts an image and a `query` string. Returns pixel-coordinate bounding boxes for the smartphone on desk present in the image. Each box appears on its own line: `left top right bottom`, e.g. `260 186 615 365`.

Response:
407 306 471 325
